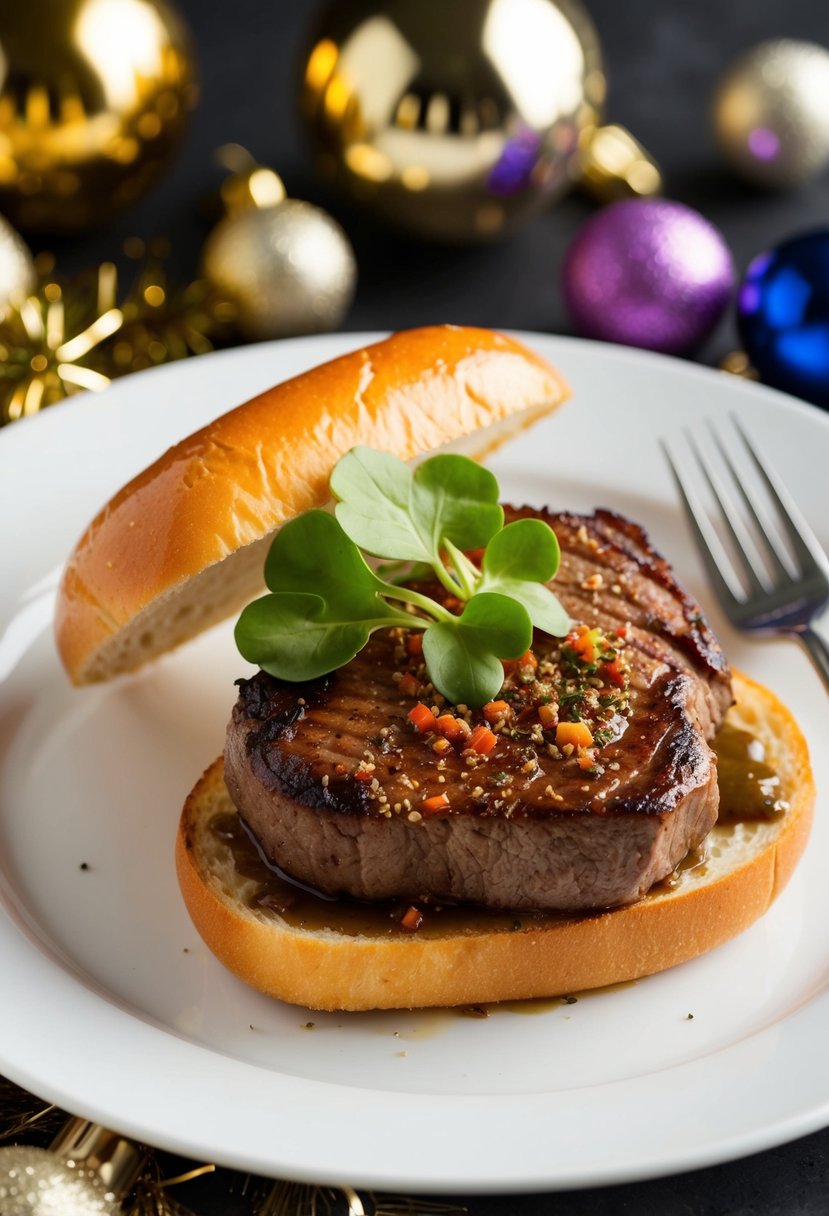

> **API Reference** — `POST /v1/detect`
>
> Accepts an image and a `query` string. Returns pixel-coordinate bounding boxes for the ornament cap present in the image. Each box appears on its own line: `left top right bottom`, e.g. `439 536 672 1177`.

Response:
220 167 287 217
578 124 663 202
50 1117 147 1200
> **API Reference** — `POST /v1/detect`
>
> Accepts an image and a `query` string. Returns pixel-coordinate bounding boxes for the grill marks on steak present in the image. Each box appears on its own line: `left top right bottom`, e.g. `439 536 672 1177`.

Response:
223 508 733 912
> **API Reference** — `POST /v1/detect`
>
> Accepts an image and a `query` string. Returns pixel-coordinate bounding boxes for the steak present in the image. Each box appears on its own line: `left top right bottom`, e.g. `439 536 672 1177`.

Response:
223 508 733 912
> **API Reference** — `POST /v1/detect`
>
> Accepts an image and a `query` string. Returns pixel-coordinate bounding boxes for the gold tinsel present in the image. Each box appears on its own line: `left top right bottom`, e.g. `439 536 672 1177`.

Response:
0 1074 468 1216
0 248 231 426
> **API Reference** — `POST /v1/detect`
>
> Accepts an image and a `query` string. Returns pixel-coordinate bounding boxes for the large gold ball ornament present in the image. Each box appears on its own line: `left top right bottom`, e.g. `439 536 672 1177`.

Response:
300 0 660 244
713 39 829 189
0 0 197 233
201 164 357 340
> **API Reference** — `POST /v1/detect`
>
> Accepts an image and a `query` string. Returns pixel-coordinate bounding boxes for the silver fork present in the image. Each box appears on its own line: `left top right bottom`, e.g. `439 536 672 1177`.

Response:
662 419 829 693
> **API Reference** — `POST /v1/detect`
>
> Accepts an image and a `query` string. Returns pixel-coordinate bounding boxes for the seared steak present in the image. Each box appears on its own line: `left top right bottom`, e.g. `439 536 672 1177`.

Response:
223 508 733 912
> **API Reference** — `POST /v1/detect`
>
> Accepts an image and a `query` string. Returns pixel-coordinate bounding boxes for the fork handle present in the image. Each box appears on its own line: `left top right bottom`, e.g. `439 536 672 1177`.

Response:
798 628 829 695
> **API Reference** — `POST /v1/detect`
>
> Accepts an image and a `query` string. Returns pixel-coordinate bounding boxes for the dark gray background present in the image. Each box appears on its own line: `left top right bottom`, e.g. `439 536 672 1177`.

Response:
35 0 829 1210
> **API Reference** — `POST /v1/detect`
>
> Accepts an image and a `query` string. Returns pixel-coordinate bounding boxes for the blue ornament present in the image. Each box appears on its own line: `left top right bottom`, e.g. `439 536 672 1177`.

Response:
737 230 829 406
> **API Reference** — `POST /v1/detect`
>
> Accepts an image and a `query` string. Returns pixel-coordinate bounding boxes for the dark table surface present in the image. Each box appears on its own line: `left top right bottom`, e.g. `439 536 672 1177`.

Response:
21 0 829 1211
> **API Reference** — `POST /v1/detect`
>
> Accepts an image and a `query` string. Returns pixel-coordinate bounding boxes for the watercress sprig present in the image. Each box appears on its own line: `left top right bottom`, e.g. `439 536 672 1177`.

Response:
235 447 571 706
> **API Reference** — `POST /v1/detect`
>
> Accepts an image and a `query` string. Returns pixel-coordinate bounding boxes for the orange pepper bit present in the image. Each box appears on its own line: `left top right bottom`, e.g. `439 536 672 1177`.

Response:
467 724 497 755
400 905 424 932
503 649 537 678
422 793 450 816
434 713 470 743
555 721 594 749
398 672 422 698
567 626 604 665
406 632 424 657
482 700 511 723
578 748 598 772
408 703 437 733
537 703 558 730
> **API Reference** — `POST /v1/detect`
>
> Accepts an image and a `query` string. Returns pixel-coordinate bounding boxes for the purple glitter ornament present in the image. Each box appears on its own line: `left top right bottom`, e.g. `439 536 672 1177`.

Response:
562 199 735 354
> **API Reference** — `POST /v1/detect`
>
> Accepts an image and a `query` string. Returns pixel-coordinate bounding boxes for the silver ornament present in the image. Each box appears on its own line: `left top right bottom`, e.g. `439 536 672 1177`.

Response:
713 39 829 188
202 198 357 340
0 214 35 312
0 1145 118 1215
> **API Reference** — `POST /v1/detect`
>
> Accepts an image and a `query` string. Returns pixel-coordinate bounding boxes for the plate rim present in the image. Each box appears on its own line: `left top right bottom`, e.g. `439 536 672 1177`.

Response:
2 330 829 1194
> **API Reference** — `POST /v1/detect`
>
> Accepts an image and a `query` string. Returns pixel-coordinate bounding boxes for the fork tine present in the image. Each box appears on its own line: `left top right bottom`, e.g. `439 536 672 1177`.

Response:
660 440 743 606
687 432 766 596
732 416 829 578
707 426 791 586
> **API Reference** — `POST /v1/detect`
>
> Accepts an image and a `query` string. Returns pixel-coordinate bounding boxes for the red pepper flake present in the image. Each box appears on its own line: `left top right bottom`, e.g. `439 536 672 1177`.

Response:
354 769 374 782
603 657 626 688
408 703 438 733
400 905 424 932
398 672 422 698
406 633 423 657
422 793 450 815
467 724 497 755
434 713 470 742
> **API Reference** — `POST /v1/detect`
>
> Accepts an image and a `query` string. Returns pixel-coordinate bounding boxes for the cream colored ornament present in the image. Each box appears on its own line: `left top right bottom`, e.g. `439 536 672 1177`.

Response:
0 214 35 312
201 160 357 341
300 0 661 243
0 0 197 233
713 39 829 188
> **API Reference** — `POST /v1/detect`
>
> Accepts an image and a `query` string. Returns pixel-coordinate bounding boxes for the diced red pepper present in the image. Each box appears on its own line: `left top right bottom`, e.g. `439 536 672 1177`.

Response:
406 633 423 657
398 672 422 698
400 905 424 932
408 703 437 733
467 724 497 755
422 793 450 815
435 713 470 742
603 657 626 688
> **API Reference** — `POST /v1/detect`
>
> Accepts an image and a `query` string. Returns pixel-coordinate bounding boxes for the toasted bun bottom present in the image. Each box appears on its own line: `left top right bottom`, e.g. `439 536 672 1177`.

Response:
175 671 814 1011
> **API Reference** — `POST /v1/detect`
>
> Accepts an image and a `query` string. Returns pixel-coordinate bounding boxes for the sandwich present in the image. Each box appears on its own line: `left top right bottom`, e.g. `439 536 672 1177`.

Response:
55 325 815 1011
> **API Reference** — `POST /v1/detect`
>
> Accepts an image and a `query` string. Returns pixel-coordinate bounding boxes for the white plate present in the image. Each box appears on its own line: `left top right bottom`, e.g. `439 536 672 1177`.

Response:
1 333 828 1195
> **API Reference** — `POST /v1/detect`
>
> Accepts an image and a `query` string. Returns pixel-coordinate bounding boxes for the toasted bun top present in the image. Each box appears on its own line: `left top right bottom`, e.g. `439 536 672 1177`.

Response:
176 671 814 1011
55 326 568 685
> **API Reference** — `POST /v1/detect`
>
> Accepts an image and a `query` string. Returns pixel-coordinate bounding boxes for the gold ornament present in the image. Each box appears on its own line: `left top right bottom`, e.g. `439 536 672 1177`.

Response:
201 150 357 340
713 39 829 189
300 0 661 243
0 253 224 426
0 1117 145 1215
0 0 198 234
720 351 758 380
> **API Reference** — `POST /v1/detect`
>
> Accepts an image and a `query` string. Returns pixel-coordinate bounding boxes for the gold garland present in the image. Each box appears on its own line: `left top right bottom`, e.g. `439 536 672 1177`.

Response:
0 248 234 426
0 1073 468 1216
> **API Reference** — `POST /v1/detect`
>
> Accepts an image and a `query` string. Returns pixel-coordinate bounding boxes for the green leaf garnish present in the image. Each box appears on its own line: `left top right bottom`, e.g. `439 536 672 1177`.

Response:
331 447 503 563
235 448 572 707
478 518 571 636
422 594 532 706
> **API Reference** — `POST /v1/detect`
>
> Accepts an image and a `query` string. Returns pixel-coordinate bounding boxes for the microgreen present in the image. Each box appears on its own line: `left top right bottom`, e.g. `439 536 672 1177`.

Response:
235 447 571 707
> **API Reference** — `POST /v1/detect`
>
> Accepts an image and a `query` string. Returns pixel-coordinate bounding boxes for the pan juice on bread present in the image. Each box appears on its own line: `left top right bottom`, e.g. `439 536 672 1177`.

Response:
55 326 815 1011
